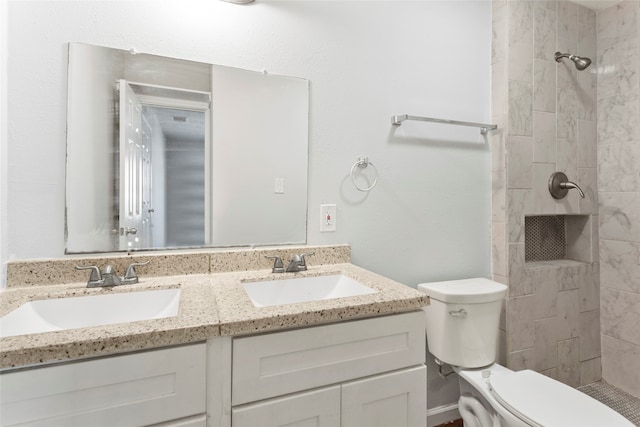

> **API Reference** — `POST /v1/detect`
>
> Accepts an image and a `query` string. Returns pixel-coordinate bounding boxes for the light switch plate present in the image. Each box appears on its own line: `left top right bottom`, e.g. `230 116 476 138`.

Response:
274 178 285 194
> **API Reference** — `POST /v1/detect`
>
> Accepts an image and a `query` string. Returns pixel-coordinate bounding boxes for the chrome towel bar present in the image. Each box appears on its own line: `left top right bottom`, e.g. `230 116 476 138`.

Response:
391 114 498 135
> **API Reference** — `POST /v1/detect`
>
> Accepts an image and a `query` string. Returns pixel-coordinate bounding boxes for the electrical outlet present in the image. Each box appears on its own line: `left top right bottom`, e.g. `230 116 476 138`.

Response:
320 204 336 232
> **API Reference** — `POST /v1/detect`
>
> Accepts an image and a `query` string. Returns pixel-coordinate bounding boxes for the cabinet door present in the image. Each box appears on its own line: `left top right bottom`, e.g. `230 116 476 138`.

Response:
341 366 427 427
232 386 340 427
0 344 206 427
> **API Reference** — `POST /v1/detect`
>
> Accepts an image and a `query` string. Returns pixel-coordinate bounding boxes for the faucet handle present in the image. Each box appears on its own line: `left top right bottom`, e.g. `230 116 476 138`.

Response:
123 261 150 284
75 265 102 282
265 256 285 273
297 252 315 271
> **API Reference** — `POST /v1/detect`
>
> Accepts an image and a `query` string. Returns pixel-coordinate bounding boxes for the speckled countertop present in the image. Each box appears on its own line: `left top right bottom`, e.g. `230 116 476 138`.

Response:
0 251 428 369
0 276 220 369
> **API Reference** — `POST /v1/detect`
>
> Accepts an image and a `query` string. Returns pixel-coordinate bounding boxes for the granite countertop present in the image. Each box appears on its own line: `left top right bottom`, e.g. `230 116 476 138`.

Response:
0 263 428 370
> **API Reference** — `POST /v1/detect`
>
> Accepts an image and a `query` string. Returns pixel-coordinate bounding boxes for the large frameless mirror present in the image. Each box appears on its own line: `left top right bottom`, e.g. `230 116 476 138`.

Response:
65 43 309 253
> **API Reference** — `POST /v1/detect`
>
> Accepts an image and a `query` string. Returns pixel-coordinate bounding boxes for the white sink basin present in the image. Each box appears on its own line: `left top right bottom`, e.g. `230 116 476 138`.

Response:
242 274 377 307
0 288 181 338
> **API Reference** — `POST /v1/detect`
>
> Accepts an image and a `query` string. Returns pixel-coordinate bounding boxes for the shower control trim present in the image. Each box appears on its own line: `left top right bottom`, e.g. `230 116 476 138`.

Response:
548 172 585 199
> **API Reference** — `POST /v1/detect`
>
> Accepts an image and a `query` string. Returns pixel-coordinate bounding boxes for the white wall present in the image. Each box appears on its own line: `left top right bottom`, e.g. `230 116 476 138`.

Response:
3 0 492 416
0 0 7 283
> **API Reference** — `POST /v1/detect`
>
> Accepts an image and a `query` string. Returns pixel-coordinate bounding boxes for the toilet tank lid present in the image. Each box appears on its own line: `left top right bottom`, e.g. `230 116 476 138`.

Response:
418 278 507 303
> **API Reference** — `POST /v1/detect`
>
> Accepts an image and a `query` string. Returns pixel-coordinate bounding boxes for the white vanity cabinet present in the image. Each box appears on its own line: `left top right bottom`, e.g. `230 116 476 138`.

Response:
1 312 426 427
0 343 207 427
227 311 427 427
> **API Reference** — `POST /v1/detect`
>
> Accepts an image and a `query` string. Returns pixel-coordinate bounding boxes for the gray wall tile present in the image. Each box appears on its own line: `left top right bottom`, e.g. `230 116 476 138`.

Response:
579 309 601 360
601 334 640 397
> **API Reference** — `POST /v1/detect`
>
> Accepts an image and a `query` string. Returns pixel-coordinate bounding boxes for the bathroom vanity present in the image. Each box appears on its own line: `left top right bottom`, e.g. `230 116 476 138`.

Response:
227 311 425 427
0 245 428 427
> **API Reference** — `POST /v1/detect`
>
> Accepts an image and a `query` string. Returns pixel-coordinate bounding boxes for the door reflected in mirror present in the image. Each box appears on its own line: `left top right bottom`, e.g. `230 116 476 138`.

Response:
65 43 309 253
143 106 206 249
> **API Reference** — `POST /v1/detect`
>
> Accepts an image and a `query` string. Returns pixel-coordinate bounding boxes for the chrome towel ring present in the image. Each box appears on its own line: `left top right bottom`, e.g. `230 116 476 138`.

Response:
350 156 378 192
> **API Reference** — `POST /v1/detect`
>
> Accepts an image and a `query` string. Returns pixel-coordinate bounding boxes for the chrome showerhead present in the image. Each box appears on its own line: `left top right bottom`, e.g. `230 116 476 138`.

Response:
555 52 592 71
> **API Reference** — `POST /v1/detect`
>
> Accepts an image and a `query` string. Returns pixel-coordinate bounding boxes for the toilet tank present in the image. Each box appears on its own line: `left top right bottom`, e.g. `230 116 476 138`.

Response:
418 278 507 368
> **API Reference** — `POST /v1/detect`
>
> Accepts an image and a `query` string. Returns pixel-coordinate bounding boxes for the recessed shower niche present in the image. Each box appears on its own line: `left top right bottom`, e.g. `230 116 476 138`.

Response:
524 215 594 264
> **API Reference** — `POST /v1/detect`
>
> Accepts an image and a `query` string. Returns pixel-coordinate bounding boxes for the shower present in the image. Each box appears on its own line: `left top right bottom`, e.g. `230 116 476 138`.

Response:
555 51 592 71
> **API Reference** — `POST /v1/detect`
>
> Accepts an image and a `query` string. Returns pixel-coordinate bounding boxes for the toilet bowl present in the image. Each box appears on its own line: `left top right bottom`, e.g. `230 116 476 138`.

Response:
418 278 633 427
455 363 632 427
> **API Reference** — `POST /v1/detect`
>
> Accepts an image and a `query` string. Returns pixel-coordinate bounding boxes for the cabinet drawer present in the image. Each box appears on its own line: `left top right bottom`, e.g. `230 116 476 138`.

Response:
232 311 425 404
0 344 206 427
233 386 341 427
150 414 207 427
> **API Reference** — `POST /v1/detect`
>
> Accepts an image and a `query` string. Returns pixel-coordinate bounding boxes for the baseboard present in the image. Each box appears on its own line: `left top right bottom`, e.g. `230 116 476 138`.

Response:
427 402 460 427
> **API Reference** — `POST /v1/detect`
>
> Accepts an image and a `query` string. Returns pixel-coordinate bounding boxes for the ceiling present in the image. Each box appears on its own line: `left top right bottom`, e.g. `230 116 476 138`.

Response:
571 0 619 10
144 106 205 142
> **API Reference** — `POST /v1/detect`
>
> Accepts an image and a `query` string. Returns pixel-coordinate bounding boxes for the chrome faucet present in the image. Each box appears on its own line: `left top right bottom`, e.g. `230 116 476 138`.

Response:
286 252 315 273
286 255 304 272
75 261 149 288
265 252 315 273
101 265 122 286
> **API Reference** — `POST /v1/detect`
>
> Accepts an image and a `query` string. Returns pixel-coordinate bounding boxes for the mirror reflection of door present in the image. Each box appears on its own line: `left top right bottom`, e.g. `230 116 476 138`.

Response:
146 106 206 248
117 80 209 250
118 80 145 250
140 114 153 249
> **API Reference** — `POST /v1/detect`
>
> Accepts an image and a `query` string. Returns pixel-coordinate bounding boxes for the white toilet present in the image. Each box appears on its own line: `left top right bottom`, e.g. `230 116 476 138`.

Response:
418 278 633 427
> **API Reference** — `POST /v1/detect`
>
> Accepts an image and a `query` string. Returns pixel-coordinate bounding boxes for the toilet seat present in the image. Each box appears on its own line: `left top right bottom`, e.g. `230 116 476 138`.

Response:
488 369 632 427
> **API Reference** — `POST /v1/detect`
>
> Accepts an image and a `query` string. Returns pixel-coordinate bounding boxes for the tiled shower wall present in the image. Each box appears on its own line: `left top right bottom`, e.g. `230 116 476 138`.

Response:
492 0 601 387
597 1 640 399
